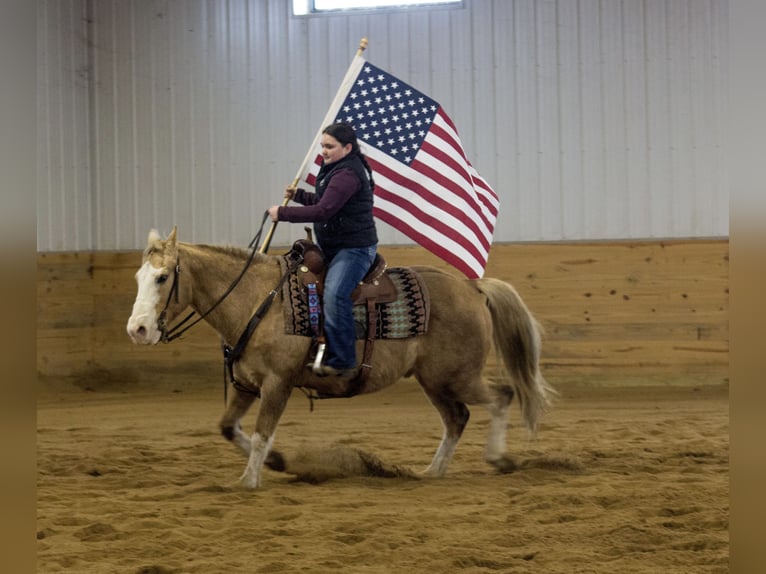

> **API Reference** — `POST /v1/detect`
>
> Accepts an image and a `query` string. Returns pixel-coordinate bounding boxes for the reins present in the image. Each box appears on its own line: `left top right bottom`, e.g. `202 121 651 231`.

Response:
158 212 270 344
222 249 304 390
153 211 309 405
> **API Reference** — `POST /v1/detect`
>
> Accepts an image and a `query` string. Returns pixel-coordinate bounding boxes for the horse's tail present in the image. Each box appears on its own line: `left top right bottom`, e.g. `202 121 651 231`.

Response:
476 278 556 434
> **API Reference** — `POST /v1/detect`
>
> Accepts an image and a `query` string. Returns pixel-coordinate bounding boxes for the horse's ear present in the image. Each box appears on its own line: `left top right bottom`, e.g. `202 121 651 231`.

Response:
147 229 161 244
166 226 178 247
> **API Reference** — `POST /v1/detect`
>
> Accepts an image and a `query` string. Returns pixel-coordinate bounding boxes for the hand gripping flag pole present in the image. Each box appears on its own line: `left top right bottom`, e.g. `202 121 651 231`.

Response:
257 38 369 254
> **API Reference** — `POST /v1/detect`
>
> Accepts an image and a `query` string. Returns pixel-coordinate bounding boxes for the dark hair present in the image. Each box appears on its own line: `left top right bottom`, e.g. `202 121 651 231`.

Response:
322 122 375 190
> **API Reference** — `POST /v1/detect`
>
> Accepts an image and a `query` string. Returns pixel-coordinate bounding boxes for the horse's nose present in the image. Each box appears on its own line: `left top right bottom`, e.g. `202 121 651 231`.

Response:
127 324 140 342
127 319 149 344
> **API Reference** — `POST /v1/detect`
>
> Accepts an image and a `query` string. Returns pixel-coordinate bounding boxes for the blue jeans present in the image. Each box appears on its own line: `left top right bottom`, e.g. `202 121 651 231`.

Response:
321 245 377 369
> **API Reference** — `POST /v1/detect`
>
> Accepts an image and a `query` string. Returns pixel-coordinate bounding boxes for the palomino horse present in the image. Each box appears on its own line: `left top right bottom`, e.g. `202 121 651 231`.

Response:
127 227 554 488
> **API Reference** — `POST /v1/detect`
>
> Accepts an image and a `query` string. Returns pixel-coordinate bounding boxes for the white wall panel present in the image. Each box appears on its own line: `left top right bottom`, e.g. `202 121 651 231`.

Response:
514 0 538 240
645 0 671 237
37 0 729 252
491 0 520 238
557 0 583 239
536 0 560 240
37 0 92 251
601 0 628 239
623 0 650 237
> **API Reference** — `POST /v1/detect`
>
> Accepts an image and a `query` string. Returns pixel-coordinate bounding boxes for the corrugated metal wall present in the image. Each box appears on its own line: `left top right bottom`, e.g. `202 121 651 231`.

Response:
37 0 728 252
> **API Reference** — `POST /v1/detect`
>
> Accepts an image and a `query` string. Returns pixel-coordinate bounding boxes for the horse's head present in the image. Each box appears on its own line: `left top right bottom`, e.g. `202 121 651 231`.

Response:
127 226 187 345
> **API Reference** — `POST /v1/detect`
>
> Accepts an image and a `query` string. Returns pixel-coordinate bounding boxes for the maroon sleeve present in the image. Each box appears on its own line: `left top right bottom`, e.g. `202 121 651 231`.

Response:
278 169 360 223
292 188 316 206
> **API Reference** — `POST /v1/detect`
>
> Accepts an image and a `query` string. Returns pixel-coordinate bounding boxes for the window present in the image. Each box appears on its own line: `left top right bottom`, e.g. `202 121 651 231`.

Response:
293 0 462 16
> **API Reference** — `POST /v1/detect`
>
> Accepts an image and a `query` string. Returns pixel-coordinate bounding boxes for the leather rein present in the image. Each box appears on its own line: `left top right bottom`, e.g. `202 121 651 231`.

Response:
154 212 308 401
157 212 271 344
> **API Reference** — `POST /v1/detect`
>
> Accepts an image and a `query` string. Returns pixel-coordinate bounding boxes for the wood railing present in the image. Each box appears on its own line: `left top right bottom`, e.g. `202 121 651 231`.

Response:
37 239 728 391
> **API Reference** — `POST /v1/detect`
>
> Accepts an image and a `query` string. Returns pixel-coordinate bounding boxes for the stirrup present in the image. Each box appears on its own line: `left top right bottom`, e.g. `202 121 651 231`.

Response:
311 342 327 376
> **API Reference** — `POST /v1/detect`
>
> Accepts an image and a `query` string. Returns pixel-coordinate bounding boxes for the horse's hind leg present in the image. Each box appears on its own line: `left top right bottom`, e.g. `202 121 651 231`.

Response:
419 392 470 477
219 387 259 457
484 384 517 473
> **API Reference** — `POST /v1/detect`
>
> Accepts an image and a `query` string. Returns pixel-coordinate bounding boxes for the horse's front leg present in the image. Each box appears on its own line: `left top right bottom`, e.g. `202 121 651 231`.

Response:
239 378 292 489
219 386 260 457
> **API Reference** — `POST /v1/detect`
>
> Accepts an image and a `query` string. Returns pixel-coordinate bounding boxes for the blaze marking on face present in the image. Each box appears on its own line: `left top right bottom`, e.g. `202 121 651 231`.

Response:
126 260 166 344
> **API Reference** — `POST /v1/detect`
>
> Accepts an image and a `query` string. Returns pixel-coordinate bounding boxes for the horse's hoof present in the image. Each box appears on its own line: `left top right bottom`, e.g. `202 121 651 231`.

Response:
238 472 260 489
419 467 444 478
489 456 517 474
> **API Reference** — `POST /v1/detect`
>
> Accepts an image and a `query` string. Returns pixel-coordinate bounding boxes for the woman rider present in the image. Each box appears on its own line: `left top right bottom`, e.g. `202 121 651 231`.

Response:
268 122 378 378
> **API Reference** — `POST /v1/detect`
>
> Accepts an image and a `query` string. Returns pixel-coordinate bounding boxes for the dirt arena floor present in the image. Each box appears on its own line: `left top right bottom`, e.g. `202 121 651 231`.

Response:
37 380 728 573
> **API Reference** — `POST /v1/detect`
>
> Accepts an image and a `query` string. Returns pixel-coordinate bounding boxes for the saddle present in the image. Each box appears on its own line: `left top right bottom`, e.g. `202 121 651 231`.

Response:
287 237 397 391
290 239 397 304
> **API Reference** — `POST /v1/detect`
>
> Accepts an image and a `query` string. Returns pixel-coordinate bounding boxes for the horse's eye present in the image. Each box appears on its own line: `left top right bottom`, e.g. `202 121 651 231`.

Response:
156 274 169 285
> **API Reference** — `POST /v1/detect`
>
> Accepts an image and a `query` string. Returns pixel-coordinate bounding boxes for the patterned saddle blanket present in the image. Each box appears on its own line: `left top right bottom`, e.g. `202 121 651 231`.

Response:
281 266 430 339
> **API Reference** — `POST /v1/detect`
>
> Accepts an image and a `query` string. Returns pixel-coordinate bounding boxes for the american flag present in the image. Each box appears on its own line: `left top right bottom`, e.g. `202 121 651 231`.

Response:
300 58 498 279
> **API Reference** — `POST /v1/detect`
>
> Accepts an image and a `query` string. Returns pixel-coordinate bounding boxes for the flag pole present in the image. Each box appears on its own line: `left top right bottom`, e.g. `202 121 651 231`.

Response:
258 38 369 254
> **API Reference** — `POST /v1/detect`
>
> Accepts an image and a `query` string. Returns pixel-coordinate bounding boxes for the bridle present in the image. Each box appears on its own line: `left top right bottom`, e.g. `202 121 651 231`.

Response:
151 213 308 403
156 212 271 344
156 258 182 341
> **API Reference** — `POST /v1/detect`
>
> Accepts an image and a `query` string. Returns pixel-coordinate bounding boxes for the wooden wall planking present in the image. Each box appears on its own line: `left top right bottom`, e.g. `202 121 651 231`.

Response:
37 240 728 391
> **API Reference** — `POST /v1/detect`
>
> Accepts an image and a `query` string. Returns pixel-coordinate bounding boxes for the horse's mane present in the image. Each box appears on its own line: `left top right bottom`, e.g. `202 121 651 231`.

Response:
180 242 277 265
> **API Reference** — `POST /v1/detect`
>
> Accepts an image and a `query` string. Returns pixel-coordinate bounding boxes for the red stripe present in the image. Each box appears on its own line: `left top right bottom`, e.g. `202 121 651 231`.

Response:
374 186 488 267
411 149 496 231
369 156 473 226
373 208 480 279
368 157 491 253
427 120 473 177
432 110 499 210
429 114 499 217
466 172 499 215
472 175 497 204
438 110 459 134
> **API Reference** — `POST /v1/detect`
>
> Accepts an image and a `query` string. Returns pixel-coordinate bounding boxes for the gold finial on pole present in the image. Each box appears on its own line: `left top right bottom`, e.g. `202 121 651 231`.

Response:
357 37 368 55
